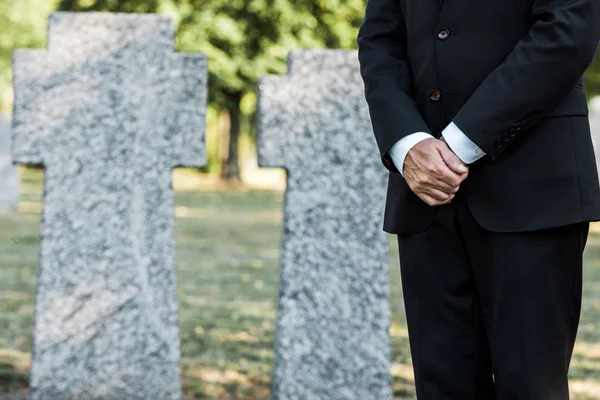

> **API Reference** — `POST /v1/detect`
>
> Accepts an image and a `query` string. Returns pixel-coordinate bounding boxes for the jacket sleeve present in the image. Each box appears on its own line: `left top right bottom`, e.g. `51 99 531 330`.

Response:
452 0 600 160
357 0 431 174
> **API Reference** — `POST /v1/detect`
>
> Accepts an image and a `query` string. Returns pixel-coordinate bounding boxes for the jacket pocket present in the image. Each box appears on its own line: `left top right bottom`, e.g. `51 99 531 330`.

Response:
545 85 589 118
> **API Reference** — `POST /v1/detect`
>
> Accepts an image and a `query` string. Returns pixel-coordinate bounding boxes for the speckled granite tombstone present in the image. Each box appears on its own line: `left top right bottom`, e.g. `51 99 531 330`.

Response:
12 12 207 400
258 50 392 400
590 97 600 175
0 114 19 212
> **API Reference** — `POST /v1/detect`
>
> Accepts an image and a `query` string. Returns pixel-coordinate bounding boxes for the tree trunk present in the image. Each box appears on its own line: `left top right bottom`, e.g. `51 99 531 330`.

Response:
219 92 243 183
218 107 231 175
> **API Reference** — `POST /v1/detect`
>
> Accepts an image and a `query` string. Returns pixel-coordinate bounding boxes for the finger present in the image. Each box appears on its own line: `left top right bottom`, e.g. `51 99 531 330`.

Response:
412 163 461 192
438 172 466 188
425 161 464 188
438 145 469 175
430 161 467 187
420 187 455 202
419 192 455 207
426 178 458 194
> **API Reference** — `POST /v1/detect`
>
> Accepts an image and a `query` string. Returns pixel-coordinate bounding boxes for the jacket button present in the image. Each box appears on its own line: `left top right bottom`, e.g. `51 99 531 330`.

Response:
495 138 504 148
430 90 442 101
438 29 450 40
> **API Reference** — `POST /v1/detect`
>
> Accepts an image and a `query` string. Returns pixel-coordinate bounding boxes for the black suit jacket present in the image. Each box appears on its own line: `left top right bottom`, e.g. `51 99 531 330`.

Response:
358 0 600 234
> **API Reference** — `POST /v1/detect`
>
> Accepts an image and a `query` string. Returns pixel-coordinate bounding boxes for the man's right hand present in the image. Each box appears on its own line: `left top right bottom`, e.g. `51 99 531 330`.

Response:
403 138 469 206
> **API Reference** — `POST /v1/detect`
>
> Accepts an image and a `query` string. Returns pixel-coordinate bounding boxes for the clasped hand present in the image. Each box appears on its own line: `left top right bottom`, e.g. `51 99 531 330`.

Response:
403 138 469 206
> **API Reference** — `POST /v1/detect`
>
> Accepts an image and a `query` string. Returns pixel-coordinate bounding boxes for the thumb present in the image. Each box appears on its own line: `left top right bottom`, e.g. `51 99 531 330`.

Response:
439 145 468 174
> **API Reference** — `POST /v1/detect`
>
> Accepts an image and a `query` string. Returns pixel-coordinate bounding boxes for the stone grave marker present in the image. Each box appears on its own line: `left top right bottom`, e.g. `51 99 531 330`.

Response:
0 114 19 212
12 12 207 399
257 50 392 400
590 96 600 173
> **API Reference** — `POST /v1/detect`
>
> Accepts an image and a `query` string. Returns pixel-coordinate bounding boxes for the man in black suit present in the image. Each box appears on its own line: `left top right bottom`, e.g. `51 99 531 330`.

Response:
358 0 600 398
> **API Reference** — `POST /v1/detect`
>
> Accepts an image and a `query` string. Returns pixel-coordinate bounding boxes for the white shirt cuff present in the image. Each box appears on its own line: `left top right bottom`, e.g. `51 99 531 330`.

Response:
441 122 486 164
388 132 434 177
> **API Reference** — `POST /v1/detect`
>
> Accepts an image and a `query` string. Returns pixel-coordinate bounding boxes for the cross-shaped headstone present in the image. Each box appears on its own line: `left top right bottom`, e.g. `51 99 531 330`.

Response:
0 114 19 212
258 50 392 400
589 97 600 177
12 12 207 399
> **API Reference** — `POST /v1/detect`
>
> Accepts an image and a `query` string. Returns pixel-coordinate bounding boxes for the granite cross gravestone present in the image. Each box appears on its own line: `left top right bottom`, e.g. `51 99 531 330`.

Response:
257 50 392 400
12 12 207 399
0 114 19 212
590 97 600 173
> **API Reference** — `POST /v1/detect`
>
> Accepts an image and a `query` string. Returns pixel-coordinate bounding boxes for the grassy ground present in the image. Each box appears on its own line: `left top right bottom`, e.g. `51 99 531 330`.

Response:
0 168 599 399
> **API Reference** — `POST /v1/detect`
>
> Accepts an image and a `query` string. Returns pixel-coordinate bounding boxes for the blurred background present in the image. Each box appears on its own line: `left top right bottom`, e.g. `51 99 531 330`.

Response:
0 1 599 399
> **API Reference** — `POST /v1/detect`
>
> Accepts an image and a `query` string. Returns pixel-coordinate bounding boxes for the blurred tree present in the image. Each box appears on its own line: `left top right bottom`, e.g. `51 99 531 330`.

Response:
168 0 288 181
168 0 366 181
57 0 159 13
586 54 600 100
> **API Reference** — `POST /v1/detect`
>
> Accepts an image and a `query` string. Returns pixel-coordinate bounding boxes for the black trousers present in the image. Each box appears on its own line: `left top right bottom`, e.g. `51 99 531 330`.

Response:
397 192 589 400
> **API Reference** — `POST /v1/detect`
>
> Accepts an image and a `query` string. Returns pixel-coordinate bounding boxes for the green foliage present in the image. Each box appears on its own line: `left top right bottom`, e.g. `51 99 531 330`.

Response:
166 0 365 106
585 53 600 99
57 0 159 12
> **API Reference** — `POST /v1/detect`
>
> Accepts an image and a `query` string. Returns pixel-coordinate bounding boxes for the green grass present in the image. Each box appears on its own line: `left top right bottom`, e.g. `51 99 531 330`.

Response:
0 168 599 399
